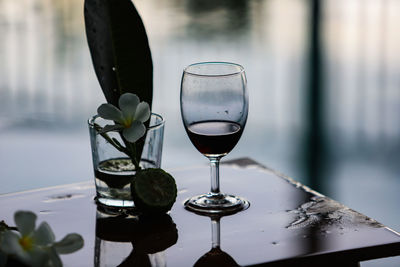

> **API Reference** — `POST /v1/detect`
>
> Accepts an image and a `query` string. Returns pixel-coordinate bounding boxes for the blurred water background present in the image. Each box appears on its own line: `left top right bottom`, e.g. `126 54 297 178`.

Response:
0 0 400 265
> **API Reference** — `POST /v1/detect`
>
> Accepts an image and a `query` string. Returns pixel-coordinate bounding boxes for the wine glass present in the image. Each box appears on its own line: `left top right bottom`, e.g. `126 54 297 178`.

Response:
181 62 249 215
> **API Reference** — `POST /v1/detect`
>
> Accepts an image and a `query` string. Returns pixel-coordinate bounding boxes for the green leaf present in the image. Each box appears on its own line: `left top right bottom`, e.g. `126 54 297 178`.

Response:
106 0 153 108
84 0 153 109
84 0 119 106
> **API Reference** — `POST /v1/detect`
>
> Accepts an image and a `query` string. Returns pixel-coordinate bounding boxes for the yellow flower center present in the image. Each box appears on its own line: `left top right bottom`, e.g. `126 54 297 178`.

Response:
123 117 133 128
19 236 33 251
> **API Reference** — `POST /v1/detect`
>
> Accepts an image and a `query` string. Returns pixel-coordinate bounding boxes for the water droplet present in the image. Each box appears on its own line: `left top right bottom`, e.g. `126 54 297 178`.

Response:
43 193 85 203
178 188 188 194
224 110 229 114
112 67 116 71
39 210 53 214
271 241 278 245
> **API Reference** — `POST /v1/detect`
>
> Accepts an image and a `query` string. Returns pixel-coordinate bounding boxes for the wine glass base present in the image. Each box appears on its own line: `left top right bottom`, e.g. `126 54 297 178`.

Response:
184 193 250 215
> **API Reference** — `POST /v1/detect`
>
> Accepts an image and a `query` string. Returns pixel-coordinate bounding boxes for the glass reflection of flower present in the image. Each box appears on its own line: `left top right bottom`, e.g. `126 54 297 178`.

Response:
94 209 178 267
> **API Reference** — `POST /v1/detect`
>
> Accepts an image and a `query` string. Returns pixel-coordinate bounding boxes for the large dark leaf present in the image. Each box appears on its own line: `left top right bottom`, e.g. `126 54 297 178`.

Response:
84 0 153 108
84 0 153 160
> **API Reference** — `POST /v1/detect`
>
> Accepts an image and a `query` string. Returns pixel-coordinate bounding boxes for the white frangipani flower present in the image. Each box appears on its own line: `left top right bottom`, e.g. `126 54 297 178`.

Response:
97 93 151 143
0 211 83 267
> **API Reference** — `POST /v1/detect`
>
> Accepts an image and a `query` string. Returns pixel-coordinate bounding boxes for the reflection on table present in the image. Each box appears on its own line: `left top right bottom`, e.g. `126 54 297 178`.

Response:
95 208 178 267
0 159 399 266
193 214 238 267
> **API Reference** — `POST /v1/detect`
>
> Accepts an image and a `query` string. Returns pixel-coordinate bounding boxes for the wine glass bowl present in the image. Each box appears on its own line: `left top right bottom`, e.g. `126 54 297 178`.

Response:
181 62 249 215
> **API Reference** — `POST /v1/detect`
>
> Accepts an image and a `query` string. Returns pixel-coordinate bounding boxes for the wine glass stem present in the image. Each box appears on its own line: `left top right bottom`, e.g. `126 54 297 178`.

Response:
209 157 221 196
211 218 221 249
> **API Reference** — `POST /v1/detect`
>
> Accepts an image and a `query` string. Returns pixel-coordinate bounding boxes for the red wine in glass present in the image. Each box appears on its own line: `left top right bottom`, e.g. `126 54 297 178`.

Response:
186 120 242 157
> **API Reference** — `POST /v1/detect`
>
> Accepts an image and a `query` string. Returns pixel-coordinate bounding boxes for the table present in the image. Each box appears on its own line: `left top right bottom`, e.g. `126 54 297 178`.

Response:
1 158 399 266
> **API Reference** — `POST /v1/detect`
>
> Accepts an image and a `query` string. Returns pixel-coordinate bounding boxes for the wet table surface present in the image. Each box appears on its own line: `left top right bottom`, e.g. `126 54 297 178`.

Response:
1 158 400 267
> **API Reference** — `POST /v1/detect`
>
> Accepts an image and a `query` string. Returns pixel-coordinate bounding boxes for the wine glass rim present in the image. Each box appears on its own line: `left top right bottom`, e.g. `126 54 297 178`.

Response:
183 62 245 77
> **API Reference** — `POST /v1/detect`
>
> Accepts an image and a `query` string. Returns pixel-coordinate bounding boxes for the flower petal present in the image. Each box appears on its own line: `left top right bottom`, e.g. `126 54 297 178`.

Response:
1 231 30 263
47 247 62 267
122 121 146 143
135 102 150 122
14 211 36 236
119 93 140 119
53 233 84 254
97 104 124 123
0 250 7 266
100 124 124 133
1 231 22 254
32 222 55 246
28 247 49 267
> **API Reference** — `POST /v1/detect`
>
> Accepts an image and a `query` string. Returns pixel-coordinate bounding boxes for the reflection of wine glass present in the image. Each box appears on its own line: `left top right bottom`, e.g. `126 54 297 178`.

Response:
194 216 239 267
181 62 250 214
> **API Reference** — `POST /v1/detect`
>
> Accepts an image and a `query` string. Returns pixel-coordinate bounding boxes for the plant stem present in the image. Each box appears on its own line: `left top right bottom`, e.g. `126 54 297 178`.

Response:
127 141 141 171
0 221 17 231
95 126 126 153
95 124 141 171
